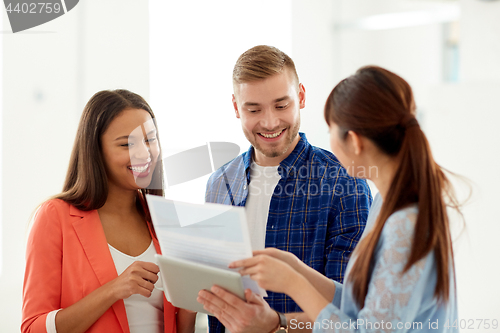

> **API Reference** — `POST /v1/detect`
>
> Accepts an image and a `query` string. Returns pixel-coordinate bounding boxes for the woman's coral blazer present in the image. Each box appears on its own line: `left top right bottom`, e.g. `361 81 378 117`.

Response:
22 199 178 333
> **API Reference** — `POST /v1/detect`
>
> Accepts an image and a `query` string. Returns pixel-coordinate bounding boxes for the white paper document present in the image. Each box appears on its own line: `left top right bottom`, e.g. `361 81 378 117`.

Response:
146 195 266 296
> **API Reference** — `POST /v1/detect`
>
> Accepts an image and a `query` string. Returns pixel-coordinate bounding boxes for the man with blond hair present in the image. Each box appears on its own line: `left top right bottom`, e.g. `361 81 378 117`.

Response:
197 45 372 333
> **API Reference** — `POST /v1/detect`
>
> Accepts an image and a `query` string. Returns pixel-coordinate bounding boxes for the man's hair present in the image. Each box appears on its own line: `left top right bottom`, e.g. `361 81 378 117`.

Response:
233 45 299 88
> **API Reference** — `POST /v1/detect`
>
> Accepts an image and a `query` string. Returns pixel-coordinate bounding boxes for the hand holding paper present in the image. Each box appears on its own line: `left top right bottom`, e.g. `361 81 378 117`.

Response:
145 195 266 314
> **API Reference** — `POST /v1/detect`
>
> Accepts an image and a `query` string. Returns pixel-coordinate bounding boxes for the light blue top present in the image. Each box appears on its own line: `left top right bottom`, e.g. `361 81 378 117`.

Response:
314 194 458 333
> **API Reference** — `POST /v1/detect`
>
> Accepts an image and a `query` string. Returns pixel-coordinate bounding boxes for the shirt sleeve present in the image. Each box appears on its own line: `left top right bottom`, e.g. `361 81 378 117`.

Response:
22 201 64 333
46 309 61 333
315 209 429 333
324 177 371 282
332 280 343 308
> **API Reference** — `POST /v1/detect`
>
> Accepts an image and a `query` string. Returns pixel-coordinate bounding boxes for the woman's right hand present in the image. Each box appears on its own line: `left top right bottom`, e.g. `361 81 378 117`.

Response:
108 261 160 300
228 254 302 294
49 260 161 333
251 248 303 272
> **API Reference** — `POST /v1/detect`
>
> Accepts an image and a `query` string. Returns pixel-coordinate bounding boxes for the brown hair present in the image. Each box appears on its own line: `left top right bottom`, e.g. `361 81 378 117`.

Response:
324 66 458 307
55 89 164 212
233 45 299 88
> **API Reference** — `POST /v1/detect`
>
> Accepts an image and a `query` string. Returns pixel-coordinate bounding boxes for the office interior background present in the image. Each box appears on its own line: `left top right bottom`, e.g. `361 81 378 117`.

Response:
1 0 500 331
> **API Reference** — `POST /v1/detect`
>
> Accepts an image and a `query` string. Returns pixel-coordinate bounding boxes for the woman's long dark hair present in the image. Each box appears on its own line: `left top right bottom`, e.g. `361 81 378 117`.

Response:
55 89 164 216
324 66 458 308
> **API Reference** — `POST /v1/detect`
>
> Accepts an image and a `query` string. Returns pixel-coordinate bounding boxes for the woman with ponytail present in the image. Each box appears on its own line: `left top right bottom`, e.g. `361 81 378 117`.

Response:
227 66 459 332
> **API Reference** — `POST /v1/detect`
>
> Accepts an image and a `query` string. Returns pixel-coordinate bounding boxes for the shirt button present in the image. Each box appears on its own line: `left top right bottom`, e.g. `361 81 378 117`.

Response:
243 184 247 190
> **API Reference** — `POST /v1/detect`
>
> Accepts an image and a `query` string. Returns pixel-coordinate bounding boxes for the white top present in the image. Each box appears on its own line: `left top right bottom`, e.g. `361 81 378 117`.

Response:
109 241 164 333
227 162 280 333
244 162 281 251
45 241 164 333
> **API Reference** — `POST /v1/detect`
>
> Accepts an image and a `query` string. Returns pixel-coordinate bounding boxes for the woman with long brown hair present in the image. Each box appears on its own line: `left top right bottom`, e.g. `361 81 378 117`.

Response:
22 90 195 333
226 66 459 332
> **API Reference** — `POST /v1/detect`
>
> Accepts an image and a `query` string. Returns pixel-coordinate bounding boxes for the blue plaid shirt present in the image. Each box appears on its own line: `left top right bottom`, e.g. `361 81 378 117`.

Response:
205 133 372 333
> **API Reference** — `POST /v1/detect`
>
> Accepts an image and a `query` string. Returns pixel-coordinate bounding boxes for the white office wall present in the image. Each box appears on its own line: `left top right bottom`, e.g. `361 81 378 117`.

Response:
289 0 339 151
426 83 500 326
0 1 150 331
336 0 447 121
1 8 78 332
460 0 500 81
425 0 500 326
77 1 150 105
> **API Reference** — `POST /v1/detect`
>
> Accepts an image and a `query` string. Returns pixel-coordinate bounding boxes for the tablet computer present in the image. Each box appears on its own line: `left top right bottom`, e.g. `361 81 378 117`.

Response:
155 254 246 315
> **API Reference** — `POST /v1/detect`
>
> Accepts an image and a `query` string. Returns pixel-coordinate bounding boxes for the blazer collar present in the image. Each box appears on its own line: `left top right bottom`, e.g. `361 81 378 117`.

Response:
69 204 90 217
72 207 130 333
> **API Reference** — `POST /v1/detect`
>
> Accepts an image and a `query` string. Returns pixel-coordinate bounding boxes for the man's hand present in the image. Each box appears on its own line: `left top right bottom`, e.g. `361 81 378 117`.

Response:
197 286 279 333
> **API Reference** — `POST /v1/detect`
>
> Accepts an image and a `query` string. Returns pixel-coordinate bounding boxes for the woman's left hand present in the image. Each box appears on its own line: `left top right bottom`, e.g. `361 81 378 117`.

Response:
229 255 301 294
